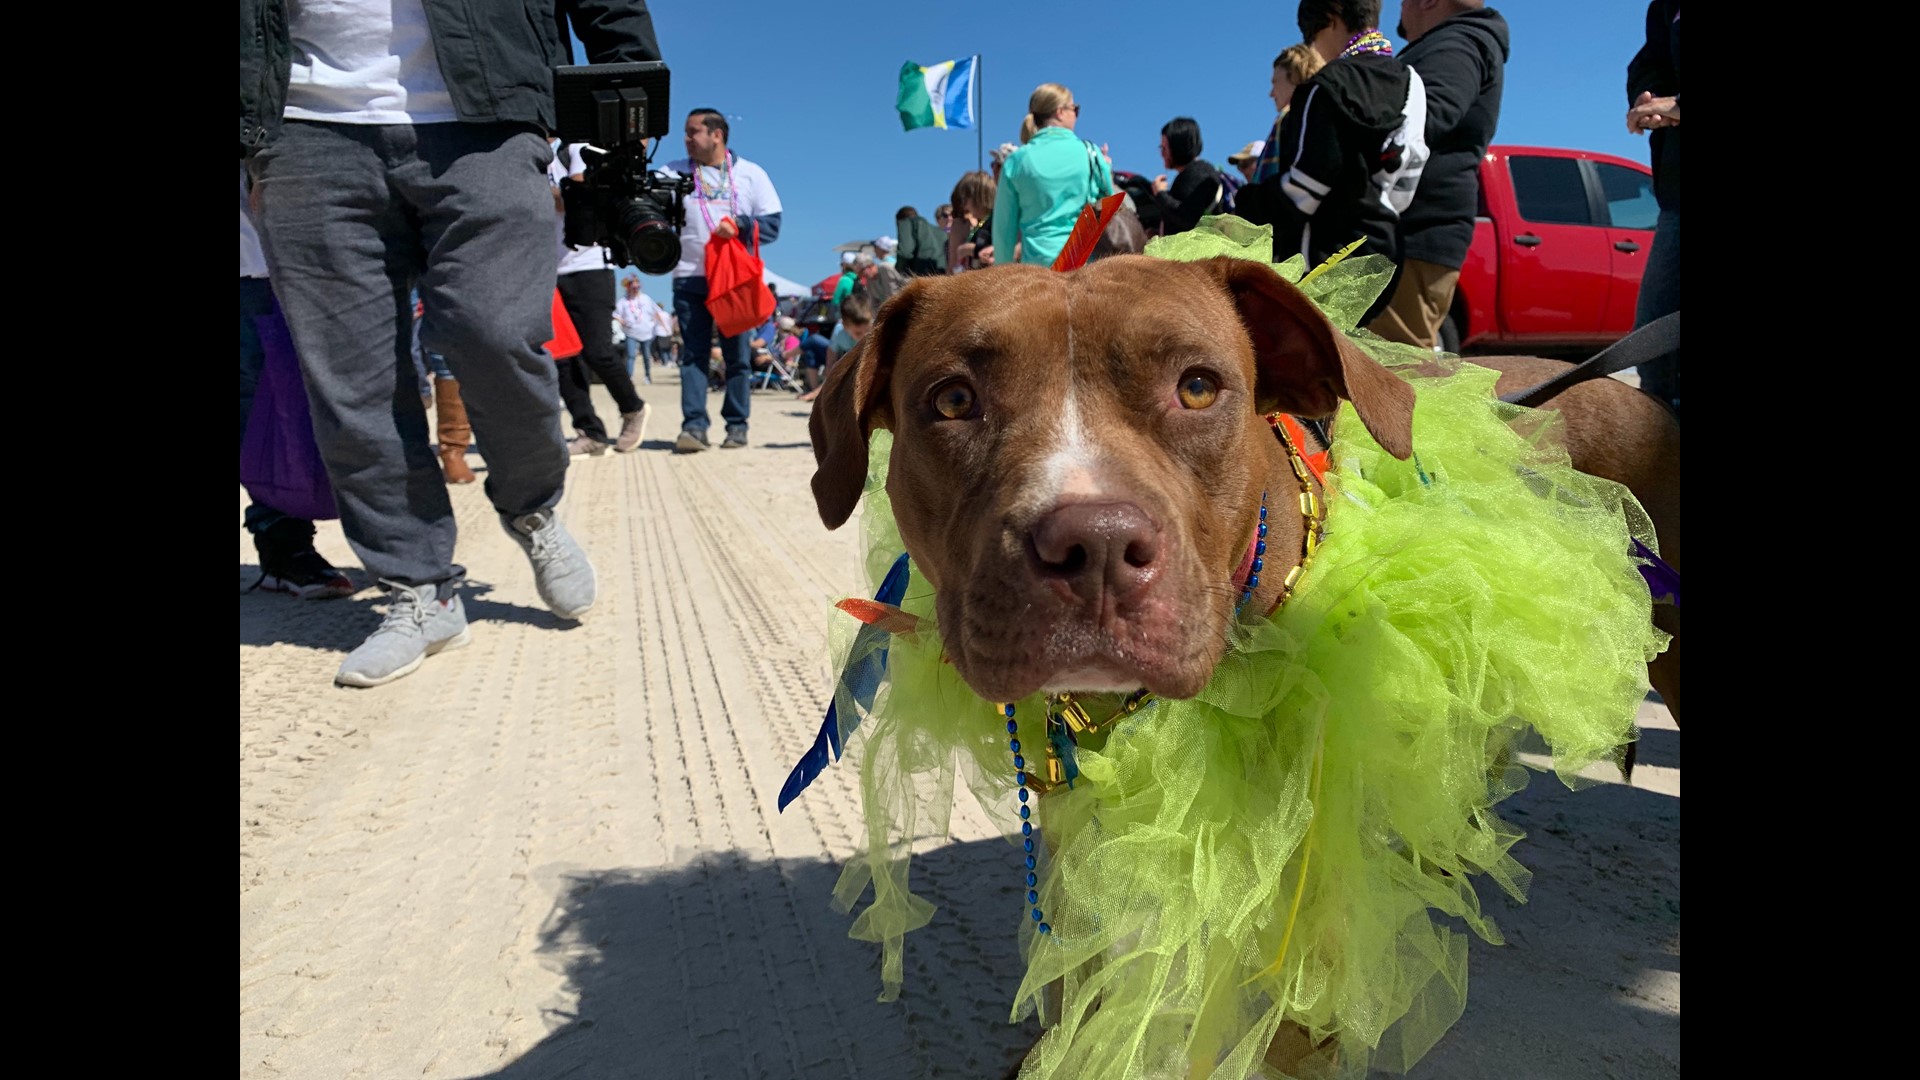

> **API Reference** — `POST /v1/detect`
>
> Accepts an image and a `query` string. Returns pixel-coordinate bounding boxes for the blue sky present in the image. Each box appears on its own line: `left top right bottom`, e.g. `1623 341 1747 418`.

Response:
580 1 1656 306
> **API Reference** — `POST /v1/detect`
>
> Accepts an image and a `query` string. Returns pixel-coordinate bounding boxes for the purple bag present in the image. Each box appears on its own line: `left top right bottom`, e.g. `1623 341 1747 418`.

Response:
241 307 338 521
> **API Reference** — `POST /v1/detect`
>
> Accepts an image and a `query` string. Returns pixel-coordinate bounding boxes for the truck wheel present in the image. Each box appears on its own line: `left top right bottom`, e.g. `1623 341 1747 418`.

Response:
1438 310 1462 355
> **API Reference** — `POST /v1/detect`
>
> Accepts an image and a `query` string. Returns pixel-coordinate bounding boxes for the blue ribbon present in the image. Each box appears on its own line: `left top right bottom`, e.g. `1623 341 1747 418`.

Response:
777 552 912 811
1047 725 1081 789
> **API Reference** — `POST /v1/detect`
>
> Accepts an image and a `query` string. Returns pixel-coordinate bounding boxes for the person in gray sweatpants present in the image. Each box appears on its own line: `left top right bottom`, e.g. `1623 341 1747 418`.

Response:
242 0 663 687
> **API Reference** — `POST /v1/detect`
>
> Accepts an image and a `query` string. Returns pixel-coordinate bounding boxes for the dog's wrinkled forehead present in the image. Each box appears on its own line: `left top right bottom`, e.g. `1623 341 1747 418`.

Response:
911 259 1246 387
893 260 1253 514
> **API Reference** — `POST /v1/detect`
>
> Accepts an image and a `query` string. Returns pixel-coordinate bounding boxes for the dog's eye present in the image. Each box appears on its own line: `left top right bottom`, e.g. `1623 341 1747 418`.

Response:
932 380 977 419
1177 371 1220 410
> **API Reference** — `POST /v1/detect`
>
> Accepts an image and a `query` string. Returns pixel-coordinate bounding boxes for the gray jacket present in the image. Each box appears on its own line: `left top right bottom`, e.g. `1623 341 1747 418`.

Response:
240 0 661 157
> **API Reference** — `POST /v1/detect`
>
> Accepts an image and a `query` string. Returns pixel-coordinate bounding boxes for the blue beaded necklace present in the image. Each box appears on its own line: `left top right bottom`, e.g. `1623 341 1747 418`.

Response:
994 419 1327 939
998 489 1276 937
999 701 1048 933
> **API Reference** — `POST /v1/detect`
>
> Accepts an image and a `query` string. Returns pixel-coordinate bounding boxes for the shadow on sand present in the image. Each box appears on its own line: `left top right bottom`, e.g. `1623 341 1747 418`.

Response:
465 761 1677 1080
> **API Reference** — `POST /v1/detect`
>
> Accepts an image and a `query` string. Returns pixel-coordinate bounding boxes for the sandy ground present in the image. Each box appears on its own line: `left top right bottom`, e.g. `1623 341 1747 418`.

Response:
240 370 1678 1080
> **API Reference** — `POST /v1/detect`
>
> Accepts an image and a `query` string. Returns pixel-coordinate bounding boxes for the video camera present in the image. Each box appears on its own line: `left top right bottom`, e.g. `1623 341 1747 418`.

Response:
552 62 694 276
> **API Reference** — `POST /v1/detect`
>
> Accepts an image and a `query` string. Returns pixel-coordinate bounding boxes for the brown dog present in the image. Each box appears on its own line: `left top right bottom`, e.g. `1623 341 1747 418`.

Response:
1472 357 1680 721
811 255 1413 703
808 255 1673 1073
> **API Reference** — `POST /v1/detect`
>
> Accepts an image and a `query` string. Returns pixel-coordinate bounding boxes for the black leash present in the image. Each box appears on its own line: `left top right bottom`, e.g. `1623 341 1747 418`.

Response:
1496 312 1679 409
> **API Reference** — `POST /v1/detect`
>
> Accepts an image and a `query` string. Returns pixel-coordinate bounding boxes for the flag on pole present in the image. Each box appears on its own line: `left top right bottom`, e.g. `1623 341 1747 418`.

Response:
896 57 977 131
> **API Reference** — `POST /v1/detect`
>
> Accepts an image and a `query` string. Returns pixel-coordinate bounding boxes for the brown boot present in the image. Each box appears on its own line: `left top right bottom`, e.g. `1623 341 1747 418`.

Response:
434 377 477 484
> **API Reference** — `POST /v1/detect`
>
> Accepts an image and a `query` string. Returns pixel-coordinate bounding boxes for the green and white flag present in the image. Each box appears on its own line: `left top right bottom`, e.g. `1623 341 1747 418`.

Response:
897 56 977 131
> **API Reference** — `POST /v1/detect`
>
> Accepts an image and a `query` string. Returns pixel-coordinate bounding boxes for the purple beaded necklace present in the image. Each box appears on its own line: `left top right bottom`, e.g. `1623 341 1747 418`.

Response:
1340 28 1394 57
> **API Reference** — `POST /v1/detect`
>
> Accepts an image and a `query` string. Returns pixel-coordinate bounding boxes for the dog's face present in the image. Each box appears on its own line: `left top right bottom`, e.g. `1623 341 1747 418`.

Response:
810 256 1412 703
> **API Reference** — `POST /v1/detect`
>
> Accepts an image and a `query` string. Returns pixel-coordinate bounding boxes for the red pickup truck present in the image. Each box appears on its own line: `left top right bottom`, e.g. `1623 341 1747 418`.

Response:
1443 145 1659 355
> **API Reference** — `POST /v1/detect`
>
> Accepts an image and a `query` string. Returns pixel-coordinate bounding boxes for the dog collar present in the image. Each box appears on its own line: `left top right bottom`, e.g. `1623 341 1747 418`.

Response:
1237 415 1326 618
1025 414 1332 797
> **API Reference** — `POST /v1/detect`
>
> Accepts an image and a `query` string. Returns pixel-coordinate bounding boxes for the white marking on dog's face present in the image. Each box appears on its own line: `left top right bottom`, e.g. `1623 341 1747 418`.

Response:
1032 280 1117 507
1039 385 1106 501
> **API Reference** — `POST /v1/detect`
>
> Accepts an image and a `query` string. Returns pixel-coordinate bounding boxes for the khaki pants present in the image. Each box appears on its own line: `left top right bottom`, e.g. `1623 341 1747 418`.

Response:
1367 258 1461 350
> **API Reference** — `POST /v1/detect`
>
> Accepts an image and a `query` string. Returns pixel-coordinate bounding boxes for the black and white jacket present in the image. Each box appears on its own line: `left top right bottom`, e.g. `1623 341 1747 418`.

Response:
1237 52 1427 271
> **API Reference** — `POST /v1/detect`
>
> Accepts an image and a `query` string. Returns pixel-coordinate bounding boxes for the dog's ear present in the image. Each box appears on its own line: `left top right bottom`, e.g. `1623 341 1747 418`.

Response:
808 283 921 529
1197 256 1414 460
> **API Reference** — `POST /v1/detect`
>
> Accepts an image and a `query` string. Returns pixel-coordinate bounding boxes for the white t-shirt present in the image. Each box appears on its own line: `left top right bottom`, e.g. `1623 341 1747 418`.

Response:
616 292 665 338
284 0 458 124
549 142 611 276
240 163 269 279
658 153 782 279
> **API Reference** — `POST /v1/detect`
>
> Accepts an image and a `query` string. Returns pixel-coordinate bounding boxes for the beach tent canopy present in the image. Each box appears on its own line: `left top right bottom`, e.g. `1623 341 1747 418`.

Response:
763 268 810 298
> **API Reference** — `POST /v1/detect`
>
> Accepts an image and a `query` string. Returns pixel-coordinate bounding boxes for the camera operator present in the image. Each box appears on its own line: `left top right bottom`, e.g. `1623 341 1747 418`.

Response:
550 138 649 456
658 109 784 452
239 0 662 688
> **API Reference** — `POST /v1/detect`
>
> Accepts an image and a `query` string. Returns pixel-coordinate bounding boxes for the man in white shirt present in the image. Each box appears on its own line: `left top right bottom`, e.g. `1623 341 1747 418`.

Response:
659 108 783 452
550 140 648 456
242 0 662 687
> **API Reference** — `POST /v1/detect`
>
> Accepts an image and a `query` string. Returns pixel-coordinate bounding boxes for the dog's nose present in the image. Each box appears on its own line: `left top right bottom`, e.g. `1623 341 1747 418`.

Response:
1029 501 1163 600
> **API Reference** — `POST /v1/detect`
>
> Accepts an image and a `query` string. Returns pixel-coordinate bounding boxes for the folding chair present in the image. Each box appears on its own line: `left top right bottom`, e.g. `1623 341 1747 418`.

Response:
753 347 801 392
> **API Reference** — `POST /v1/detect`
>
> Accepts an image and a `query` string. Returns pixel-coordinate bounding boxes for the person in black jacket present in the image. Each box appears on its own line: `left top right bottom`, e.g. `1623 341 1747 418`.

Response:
238 1 662 688
1367 2 1509 351
1627 0 1680 417
1151 118 1225 236
1235 1 1425 324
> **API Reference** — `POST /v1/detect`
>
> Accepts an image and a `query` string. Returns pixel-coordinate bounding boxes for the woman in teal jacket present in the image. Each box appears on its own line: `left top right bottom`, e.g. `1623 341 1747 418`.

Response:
992 83 1114 267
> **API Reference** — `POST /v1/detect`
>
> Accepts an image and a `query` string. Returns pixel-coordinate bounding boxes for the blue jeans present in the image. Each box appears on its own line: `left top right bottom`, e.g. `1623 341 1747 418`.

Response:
672 276 751 437
410 346 454 397
1633 206 1679 417
624 335 653 381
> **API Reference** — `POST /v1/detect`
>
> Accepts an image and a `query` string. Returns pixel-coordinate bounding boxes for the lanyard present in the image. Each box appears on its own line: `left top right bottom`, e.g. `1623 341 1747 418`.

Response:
694 152 741 232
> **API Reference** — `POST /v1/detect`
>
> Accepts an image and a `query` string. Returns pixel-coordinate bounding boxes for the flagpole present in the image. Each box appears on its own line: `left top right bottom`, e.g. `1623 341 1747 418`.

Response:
975 54 983 172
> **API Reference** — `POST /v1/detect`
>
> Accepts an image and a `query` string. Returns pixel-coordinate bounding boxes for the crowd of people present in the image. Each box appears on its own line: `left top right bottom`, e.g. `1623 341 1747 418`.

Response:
239 0 1678 689
816 0 1674 381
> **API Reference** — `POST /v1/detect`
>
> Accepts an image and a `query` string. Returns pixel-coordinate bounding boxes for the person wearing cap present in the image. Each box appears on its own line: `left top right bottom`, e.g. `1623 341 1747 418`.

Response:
990 142 1020 181
874 235 899 267
854 249 909 309
1228 140 1265 183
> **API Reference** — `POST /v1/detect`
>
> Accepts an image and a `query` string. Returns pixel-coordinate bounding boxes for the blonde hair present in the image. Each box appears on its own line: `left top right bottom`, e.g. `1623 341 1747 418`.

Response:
1273 43 1325 85
1019 83 1074 144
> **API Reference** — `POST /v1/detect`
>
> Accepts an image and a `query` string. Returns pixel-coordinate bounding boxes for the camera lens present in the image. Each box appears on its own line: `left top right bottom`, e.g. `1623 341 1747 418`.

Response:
617 198 681 275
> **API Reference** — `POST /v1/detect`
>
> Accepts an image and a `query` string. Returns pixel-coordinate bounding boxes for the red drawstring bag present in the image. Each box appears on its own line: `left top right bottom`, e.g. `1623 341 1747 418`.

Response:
545 288 583 359
705 219 775 338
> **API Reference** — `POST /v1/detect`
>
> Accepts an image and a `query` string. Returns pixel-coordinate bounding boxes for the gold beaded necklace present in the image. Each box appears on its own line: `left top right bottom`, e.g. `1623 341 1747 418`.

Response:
1022 416 1327 792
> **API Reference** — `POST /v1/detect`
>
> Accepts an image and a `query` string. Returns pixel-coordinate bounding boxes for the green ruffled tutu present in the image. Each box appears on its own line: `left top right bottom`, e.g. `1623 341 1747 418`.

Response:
813 217 1670 1078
